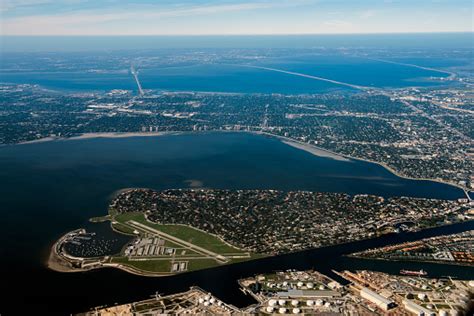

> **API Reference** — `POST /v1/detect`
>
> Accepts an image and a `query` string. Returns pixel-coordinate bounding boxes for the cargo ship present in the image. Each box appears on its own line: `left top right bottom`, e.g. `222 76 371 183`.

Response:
400 269 427 276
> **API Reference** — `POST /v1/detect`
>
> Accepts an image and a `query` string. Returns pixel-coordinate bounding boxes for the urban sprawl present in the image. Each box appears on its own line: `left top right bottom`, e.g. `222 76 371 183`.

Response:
110 188 472 254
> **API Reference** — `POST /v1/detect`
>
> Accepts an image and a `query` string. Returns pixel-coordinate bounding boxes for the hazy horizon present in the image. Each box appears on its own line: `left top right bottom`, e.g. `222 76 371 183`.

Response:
1 0 472 36
2 32 473 52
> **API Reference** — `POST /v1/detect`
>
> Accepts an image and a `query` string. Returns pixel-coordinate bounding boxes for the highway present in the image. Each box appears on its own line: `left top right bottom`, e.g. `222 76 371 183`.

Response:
367 57 456 79
243 65 369 91
399 98 471 142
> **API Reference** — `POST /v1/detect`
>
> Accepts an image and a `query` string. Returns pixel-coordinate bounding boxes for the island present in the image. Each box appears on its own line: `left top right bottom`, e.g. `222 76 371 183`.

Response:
49 188 472 276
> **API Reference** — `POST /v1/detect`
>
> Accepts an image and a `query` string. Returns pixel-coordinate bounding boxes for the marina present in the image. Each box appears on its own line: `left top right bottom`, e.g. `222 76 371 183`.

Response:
0 132 471 315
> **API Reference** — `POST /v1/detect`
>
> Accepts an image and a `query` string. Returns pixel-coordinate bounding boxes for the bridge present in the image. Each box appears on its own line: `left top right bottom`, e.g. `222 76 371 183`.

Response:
131 64 144 96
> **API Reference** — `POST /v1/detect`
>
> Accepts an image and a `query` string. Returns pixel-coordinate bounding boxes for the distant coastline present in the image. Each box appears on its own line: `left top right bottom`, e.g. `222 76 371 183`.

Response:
348 255 474 269
10 130 471 197
280 139 351 162
258 131 470 197
17 131 179 144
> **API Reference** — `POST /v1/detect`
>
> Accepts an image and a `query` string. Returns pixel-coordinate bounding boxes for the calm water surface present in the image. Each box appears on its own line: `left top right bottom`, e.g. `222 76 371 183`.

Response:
0 57 452 94
0 132 469 315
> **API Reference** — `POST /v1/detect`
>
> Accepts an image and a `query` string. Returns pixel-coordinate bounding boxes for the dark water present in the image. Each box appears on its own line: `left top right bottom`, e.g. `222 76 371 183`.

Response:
63 222 132 258
0 132 468 315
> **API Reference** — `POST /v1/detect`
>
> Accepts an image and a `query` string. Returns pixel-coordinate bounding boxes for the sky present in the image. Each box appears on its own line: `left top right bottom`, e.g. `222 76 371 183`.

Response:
0 0 473 36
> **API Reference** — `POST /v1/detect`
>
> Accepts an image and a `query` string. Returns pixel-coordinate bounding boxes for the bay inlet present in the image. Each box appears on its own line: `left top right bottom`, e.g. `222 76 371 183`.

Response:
0 132 468 315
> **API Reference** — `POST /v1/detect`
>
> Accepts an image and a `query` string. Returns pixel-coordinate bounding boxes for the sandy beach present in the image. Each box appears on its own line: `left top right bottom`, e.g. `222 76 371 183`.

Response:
281 139 351 162
17 131 181 145
12 130 470 196
68 131 174 140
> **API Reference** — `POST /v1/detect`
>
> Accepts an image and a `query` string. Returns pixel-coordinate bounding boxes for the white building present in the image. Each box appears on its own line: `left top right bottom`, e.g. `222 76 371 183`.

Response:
360 287 395 311
403 299 436 316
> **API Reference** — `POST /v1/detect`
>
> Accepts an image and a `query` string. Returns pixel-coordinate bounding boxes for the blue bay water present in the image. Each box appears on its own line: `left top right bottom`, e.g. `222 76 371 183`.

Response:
0 132 469 315
0 56 457 93
2 33 472 93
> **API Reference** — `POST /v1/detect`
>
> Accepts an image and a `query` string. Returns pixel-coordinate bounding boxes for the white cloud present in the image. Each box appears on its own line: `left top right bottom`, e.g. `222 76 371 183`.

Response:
2 1 322 35
1 0 471 35
0 0 84 12
2 2 281 34
309 19 358 34
359 9 377 19
322 20 352 28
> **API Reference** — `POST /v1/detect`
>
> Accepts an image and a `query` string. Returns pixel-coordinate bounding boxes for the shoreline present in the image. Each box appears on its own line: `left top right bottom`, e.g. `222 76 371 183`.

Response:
47 207 474 277
7 130 471 195
347 255 474 269
47 229 88 273
256 131 470 196
277 138 351 162
16 131 181 145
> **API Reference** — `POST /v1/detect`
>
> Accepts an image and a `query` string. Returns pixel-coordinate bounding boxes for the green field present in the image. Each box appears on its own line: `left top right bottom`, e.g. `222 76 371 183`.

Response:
111 221 137 235
113 212 246 254
95 211 266 275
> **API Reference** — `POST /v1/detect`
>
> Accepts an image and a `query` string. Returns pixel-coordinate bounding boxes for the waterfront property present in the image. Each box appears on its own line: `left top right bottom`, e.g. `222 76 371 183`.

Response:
338 270 474 315
80 269 474 315
0 132 470 314
109 188 471 255
350 230 474 266
2 82 473 192
50 187 472 276
1 32 473 316
77 286 240 315
51 210 256 276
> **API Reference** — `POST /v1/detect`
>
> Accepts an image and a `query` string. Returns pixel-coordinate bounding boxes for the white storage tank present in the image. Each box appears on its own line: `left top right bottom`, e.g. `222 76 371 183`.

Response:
418 293 427 301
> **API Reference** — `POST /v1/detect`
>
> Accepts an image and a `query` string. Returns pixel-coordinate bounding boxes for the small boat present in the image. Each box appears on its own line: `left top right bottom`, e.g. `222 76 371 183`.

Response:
400 269 427 276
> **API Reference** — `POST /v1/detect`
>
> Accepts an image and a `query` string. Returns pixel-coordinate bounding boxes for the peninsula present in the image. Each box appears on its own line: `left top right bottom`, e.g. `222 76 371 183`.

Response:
50 188 472 276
